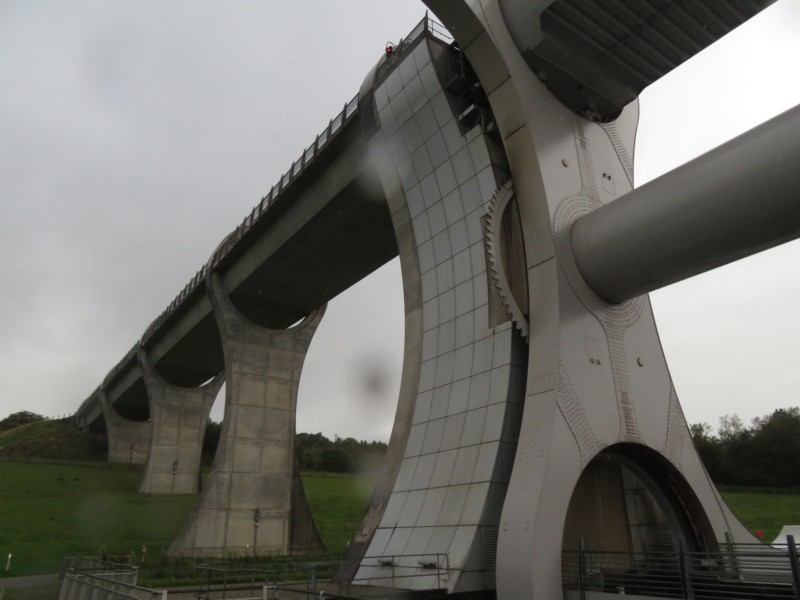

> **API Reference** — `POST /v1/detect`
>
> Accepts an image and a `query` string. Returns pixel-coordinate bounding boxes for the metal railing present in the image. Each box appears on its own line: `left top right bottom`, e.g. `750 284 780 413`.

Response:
59 557 166 600
193 561 340 596
563 536 800 599
60 571 166 600
351 553 450 590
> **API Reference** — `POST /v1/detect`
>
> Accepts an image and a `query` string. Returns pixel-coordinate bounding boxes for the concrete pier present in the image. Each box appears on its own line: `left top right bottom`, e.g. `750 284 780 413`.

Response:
168 272 324 556
99 386 151 465
137 348 224 495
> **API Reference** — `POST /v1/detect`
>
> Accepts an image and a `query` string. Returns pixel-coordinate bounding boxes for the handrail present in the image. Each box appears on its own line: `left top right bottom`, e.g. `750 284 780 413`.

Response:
352 552 450 590
562 543 800 599
62 571 166 600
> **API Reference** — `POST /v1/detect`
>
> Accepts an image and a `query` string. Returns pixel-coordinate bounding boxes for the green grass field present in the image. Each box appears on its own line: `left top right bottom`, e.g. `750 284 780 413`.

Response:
720 490 800 541
0 462 196 576
0 459 798 583
302 472 375 554
0 462 374 579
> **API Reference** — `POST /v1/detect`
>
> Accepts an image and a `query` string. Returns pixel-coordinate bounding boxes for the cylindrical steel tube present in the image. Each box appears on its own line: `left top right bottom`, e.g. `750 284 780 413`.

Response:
572 103 800 304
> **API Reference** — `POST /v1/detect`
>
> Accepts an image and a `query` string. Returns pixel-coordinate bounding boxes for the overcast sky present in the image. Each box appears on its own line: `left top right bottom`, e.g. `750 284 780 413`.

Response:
1 1 799 442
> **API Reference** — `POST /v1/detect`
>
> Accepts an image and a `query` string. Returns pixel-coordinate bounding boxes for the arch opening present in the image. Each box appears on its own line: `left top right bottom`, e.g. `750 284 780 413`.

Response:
563 444 716 557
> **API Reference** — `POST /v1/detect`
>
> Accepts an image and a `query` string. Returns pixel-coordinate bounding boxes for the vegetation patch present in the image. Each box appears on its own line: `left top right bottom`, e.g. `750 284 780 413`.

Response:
0 418 105 462
719 491 800 542
691 408 800 488
0 462 194 577
0 462 374 581
301 472 375 554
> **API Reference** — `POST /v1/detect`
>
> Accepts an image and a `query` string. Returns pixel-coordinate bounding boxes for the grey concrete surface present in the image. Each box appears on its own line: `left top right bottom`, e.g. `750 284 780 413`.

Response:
138 348 223 495
168 272 324 557
99 386 151 465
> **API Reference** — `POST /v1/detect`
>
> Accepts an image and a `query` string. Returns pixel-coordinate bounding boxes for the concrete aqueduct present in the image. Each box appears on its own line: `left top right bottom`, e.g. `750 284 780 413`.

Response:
74 1 800 598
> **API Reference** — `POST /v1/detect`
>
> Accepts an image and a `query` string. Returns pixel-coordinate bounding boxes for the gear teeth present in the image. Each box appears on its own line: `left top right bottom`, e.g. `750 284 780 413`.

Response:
485 181 530 340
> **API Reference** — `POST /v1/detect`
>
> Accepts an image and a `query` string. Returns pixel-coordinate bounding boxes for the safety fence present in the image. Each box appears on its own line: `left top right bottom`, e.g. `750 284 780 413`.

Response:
57 556 458 600
349 552 450 591
562 536 800 599
59 557 161 600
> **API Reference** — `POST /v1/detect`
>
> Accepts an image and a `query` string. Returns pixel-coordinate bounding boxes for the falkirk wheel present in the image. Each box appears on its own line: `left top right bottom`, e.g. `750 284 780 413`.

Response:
75 1 800 599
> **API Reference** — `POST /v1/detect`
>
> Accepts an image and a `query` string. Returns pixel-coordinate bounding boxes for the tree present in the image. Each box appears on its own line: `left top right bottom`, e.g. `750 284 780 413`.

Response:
690 422 726 482
692 409 800 488
0 411 45 432
748 408 800 487
319 447 353 473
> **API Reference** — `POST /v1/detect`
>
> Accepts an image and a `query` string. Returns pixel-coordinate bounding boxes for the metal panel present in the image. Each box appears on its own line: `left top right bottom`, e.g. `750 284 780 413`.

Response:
501 0 770 120
411 145 434 180
426 130 450 167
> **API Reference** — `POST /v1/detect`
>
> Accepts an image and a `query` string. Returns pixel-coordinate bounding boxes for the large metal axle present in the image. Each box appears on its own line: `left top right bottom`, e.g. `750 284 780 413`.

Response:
572 104 800 304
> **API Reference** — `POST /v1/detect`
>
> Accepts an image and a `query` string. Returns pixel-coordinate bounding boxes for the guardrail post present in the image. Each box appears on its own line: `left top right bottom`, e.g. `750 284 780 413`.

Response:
578 537 586 600
787 535 800 599
724 531 742 580
678 539 694 600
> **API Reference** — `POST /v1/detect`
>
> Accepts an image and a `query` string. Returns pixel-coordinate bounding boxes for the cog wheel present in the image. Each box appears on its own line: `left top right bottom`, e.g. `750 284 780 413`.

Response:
486 180 530 339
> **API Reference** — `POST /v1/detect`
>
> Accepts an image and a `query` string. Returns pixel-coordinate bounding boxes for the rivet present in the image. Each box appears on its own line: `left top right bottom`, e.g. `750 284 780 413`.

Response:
562 158 570 167
637 357 644 366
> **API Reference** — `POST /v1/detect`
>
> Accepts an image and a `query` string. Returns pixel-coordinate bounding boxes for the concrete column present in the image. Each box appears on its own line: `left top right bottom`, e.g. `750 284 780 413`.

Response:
168 271 324 557
99 387 151 465
137 348 224 495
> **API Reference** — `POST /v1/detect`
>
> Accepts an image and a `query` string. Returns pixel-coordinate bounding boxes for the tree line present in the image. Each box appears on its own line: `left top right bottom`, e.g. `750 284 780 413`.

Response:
1 413 388 475
690 407 800 488
201 422 387 475
6 408 798 486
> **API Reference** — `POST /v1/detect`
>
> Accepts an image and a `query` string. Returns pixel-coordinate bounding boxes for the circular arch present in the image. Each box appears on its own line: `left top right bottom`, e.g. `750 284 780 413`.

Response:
562 443 716 555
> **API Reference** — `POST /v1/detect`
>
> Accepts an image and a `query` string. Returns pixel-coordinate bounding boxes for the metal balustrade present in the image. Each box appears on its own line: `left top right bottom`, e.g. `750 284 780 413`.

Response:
351 553 450 590
562 537 800 599
60 571 166 600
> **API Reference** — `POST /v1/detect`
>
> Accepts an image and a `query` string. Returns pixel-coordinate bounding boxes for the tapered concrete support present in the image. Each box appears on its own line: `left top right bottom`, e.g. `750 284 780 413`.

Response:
137 348 223 495
99 387 151 465
168 271 324 557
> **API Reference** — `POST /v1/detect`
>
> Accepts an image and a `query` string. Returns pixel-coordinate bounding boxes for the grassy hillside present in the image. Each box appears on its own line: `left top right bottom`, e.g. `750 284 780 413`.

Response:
0 420 105 462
